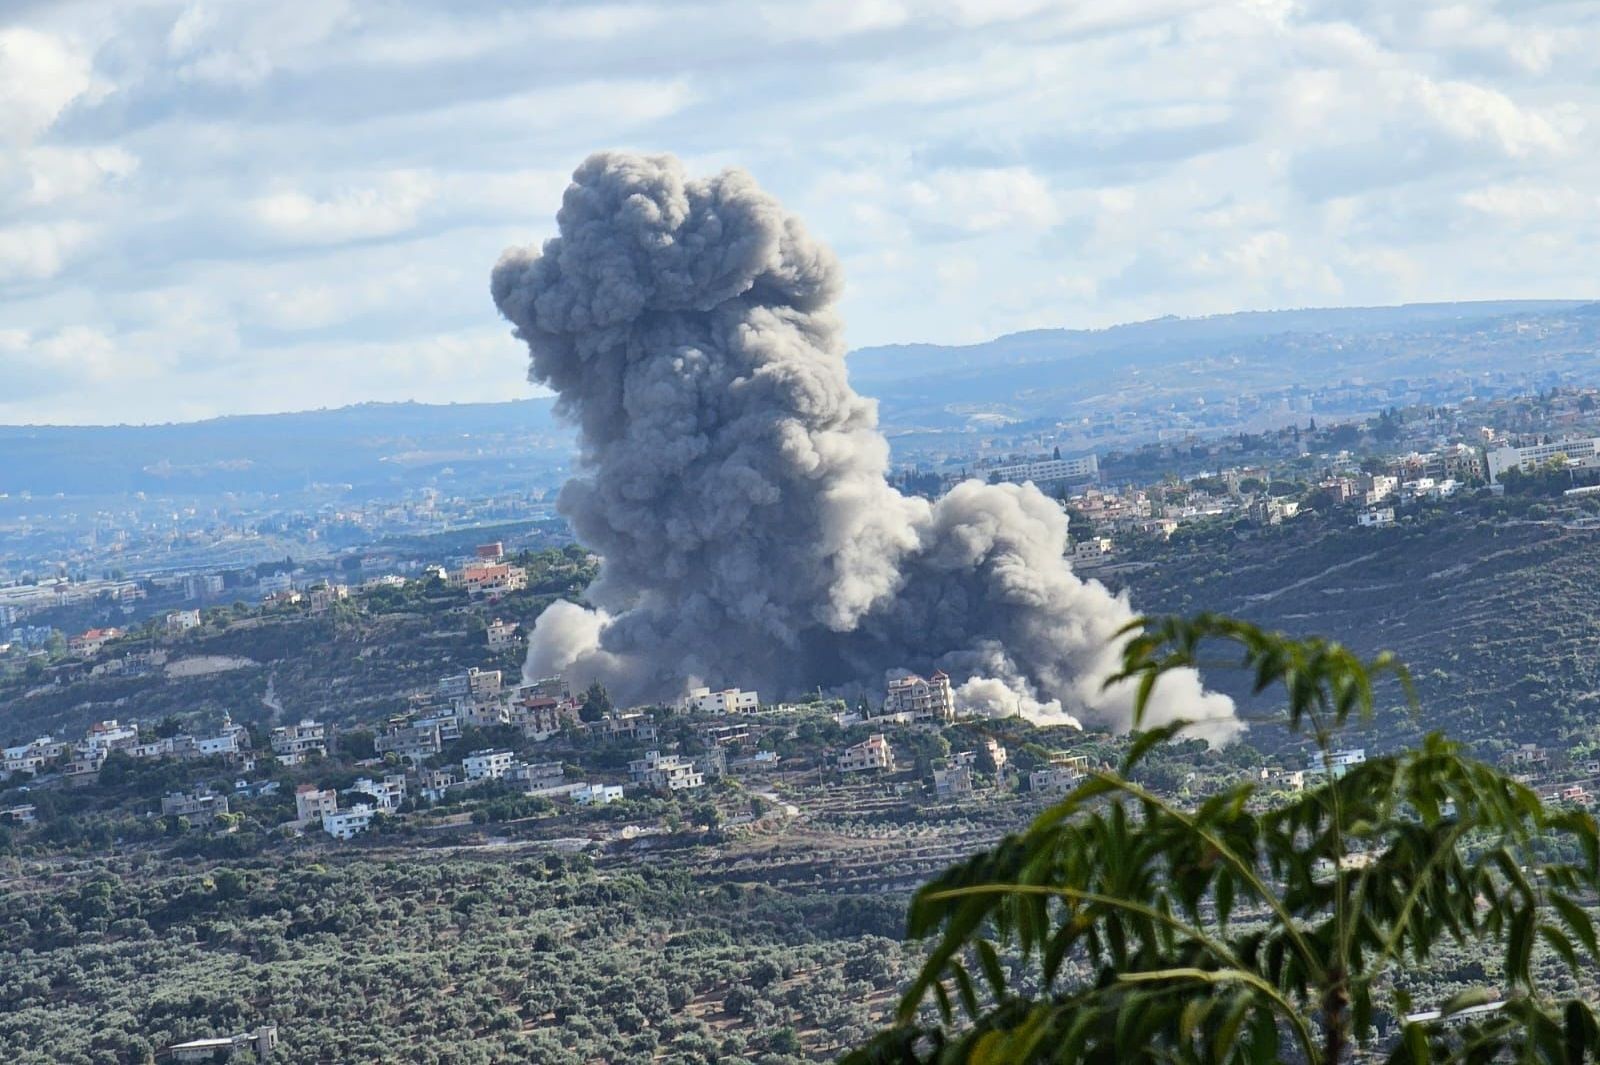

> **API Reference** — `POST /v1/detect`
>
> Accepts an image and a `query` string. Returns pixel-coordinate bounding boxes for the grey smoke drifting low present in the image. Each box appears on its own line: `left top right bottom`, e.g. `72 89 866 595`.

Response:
492 151 1240 744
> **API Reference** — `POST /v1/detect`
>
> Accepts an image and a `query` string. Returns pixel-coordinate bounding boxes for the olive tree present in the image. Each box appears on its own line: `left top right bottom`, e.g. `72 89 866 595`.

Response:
847 614 1600 1064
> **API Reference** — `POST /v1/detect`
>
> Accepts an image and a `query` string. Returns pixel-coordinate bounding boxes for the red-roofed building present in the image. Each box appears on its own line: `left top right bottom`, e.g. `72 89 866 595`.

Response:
68 627 124 656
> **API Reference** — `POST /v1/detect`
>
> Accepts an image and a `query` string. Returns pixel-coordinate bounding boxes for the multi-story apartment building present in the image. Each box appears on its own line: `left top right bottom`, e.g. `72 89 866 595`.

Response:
69 627 123 656
294 785 338 822
463 748 515 781
573 784 624 805
258 572 293 597
183 573 225 600
271 719 327 765
594 712 658 743
510 694 579 741
160 788 230 819
486 618 520 651
82 719 140 755
1306 748 1366 780
987 454 1099 488
457 562 527 598
351 774 407 811
628 750 705 792
439 667 502 703
511 761 566 792
933 765 973 799
883 671 955 723
3 736 68 777
322 805 376 840
838 734 895 773
375 723 443 763
1487 437 1600 483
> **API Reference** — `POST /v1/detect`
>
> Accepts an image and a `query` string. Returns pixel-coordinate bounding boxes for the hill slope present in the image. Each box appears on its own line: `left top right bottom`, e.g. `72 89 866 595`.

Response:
1106 513 1600 757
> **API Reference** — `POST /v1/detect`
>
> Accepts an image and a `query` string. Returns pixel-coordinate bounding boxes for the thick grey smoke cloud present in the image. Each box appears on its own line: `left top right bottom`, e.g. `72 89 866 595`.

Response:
492 151 1240 743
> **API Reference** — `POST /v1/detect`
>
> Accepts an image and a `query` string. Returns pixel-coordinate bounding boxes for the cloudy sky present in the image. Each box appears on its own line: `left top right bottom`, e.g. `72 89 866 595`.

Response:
2 0 1598 425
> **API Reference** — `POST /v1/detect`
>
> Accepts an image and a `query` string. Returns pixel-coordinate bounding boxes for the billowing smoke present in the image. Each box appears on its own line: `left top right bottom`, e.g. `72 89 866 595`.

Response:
492 151 1240 744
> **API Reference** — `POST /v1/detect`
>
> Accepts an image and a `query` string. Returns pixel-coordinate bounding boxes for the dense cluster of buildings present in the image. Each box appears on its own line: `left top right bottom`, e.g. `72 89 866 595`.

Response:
3 713 253 783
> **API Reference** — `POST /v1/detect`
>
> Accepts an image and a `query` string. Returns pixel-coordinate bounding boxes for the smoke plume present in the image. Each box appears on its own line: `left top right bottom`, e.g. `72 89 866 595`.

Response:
492 151 1240 743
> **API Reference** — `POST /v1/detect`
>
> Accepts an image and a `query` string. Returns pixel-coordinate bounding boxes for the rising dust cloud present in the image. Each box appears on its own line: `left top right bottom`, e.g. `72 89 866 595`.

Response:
492 151 1240 743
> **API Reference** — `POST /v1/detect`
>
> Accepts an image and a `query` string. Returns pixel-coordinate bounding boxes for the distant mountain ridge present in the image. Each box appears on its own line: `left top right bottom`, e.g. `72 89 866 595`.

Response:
3 300 1597 499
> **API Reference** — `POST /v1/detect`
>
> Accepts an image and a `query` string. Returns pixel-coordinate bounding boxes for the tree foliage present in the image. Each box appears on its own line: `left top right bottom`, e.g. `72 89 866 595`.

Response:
846 614 1600 1064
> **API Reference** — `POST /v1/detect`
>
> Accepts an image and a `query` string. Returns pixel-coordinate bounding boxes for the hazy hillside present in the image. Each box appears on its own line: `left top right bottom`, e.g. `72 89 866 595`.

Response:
7 300 1600 501
851 299 1599 426
1106 512 1600 758
6 300 1600 502
0 399 569 500
847 300 1590 386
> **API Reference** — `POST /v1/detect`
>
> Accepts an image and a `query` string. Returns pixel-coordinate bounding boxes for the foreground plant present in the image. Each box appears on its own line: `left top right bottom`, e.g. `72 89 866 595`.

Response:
845 614 1600 1064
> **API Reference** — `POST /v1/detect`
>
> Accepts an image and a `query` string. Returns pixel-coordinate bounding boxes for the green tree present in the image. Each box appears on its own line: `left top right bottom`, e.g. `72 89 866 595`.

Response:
847 614 1600 1064
580 681 612 723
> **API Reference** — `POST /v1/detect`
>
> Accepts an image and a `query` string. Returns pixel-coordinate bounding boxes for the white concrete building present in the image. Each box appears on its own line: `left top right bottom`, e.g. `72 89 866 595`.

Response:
166 609 202 631
1487 438 1600 483
1357 507 1395 528
883 671 955 723
439 667 502 702
463 748 515 781
684 685 761 714
184 573 225 600
486 618 520 651
271 719 327 765
414 709 463 743
628 750 705 791
1306 748 1367 780
988 454 1099 487
168 1025 278 1063
307 584 349 612
838 734 895 773
573 783 624 805
1030 755 1091 795
322 804 376 840
3 736 66 777
295 785 338 822
81 719 140 757
376 722 443 763
1029 766 1083 795
933 765 973 799
195 732 241 758
160 788 230 819
258 572 293 596
511 760 566 791
1069 536 1115 563
351 774 407 811
1363 474 1398 506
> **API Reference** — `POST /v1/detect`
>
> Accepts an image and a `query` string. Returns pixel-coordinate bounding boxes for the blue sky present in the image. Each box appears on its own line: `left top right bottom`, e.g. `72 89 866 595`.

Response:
2 0 1598 424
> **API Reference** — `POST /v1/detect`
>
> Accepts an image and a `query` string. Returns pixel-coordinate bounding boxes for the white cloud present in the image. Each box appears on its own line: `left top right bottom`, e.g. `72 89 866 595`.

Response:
908 167 1063 233
167 0 357 86
3 0 1600 421
1459 183 1598 224
0 28 98 145
0 222 95 282
249 171 435 245
1411 77 1567 158
21 145 139 206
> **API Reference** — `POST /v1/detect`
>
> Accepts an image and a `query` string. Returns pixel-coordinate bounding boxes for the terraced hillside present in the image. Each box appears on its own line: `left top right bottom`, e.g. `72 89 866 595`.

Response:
1107 514 1600 758
0 549 596 746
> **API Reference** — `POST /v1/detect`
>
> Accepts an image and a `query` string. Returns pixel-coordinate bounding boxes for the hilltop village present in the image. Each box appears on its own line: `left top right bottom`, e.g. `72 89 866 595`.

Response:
0 548 1105 850
9 387 1600 858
